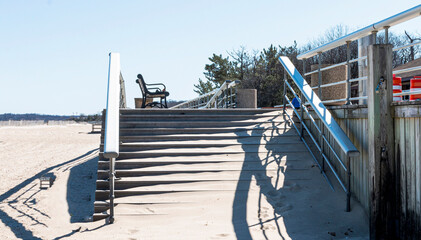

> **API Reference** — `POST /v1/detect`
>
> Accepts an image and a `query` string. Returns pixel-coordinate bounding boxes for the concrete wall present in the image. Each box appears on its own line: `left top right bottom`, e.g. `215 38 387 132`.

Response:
237 89 257 108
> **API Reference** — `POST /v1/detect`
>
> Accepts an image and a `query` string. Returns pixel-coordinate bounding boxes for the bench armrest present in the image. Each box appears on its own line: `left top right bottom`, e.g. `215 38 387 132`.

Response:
148 87 162 91
146 83 166 89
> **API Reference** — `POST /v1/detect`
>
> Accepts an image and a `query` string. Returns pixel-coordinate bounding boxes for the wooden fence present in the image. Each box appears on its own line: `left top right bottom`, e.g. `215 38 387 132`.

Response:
304 102 421 237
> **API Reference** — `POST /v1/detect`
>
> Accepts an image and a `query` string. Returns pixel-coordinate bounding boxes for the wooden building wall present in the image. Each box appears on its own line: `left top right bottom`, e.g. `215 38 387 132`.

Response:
303 103 421 237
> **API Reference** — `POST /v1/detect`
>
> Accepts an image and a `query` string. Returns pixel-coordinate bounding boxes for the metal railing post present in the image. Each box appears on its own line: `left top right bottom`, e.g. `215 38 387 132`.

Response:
317 52 322 99
300 92 304 138
225 89 228 108
320 124 325 173
372 30 378 44
346 41 351 104
230 87 233 107
234 84 238 108
346 156 351 212
282 71 287 113
300 59 306 137
109 157 115 223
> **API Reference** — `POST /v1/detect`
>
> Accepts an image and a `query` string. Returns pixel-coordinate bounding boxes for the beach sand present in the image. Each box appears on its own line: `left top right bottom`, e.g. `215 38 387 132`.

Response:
0 124 369 239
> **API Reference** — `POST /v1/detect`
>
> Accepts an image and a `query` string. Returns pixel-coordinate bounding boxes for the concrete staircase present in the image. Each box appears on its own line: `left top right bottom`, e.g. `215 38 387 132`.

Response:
93 109 306 222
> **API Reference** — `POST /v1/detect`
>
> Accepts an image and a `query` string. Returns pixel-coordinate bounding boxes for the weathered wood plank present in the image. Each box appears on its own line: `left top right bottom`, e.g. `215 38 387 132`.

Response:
399 118 407 237
367 44 397 239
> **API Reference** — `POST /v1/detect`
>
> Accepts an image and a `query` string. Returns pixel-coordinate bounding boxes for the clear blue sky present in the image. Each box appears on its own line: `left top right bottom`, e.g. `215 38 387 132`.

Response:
1 0 420 115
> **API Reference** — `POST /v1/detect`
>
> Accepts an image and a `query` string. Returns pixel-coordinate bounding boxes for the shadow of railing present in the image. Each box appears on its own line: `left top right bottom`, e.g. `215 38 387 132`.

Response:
66 155 98 223
0 148 98 239
232 114 314 239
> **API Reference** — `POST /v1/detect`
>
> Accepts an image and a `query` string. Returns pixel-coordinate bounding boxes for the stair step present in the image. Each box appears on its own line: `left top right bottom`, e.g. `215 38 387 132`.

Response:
97 158 313 170
120 114 283 121
95 189 250 201
96 167 291 179
100 149 310 159
118 127 293 136
119 135 300 143
97 159 309 169
102 152 311 161
99 141 303 152
93 200 192 213
97 159 242 169
119 139 301 146
110 144 305 153
95 173 313 184
98 201 235 215
120 109 281 116
118 141 299 149
120 121 286 129
96 178 267 190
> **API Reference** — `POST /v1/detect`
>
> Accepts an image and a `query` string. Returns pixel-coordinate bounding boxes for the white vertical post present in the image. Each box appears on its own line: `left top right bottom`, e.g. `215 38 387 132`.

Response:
104 52 121 224
104 52 120 159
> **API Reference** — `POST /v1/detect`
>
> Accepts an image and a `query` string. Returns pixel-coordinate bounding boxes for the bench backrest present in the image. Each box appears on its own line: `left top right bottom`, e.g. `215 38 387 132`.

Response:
136 74 149 96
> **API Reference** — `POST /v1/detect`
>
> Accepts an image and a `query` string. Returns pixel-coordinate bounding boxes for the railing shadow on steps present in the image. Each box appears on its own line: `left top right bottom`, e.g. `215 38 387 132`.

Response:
278 56 360 212
232 115 294 240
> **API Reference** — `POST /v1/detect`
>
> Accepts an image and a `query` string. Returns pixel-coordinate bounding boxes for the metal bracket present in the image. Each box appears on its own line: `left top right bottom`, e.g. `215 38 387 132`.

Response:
375 76 385 93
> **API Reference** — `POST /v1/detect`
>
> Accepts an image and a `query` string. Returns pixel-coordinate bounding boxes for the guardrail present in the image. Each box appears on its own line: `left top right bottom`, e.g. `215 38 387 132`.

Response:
171 80 240 109
298 5 421 60
279 56 359 212
296 4 421 105
103 52 126 223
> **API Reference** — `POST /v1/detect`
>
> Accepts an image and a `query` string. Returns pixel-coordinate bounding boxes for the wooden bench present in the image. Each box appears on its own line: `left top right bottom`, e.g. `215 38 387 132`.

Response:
136 74 170 108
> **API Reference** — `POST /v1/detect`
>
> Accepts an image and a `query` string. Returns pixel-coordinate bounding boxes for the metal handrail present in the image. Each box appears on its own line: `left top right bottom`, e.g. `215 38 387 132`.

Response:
304 57 366 76
171 80 240 109
280 56 359 157
103 52 124 224
393 65 421 75
280 56 360 211
297 4 421 104
170 90 216 109
393 40 421 52
394 90 421 97
204 80 239 108
298 4 421 60
104 53 120 159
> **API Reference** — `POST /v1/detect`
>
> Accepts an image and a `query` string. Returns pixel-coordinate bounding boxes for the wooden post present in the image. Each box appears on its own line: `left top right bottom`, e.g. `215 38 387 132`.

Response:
367 44 397 239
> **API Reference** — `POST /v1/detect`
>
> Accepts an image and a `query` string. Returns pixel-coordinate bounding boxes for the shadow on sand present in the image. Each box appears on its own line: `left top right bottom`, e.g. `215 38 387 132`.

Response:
0 149 98 240
66 155 98 223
